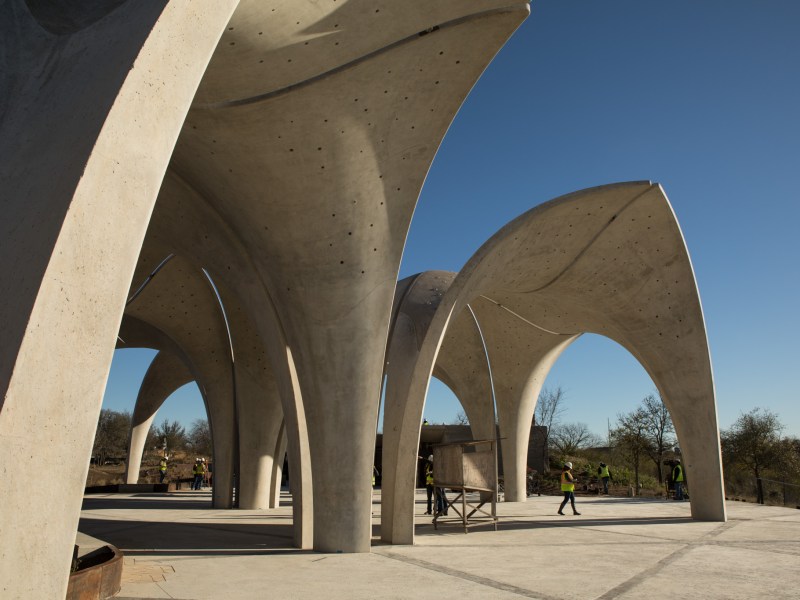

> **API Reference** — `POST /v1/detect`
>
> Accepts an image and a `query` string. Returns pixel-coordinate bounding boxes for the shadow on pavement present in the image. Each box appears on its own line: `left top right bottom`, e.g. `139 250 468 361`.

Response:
78 517 298 557
82 495 216 511
413 514 692 536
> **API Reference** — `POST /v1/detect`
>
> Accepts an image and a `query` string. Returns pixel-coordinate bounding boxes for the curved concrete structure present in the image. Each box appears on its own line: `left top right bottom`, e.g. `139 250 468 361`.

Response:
123 253 238 509
124 351 194 484
1 3 528 594
0 4 238 596
132 170 313 546
382 182 725 544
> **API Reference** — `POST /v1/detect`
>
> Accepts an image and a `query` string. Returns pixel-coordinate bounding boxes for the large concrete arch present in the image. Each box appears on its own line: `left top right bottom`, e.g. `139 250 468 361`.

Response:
0 3 238 596
2 3 530 595
382 182 725 544
123 253 238 509
136 169 313 547
381 271 454 544
124 351 194 484
168 2 530 552
434 306 497 442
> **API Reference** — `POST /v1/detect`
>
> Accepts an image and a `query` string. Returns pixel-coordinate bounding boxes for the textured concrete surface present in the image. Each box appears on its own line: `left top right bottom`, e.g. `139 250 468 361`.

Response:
382 182 725 546
124 352 193 485
79 493 800 600
0 3 238 597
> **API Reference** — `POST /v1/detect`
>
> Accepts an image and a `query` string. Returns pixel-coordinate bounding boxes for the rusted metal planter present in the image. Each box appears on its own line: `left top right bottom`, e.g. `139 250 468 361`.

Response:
67 545 123 600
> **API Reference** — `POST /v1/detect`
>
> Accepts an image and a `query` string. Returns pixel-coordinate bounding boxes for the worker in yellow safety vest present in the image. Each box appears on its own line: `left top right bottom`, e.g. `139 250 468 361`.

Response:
159 458 167 483
424 457 435 514
558 462 581 516
192 458 206 490
597 462 612 495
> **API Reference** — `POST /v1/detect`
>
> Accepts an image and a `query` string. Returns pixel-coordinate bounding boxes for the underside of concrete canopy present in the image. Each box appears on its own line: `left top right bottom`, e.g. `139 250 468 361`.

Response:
0 1 529 596
123 350 194 485
381 182 726 545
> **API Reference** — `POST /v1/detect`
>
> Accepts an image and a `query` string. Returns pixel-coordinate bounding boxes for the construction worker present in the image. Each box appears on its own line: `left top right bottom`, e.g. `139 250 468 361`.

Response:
425 456 435 514
672 459 685 500
424 455 447 515
597 462 612 495
558 462 581 516
201 458 209 488
159 457 168 483
192 458 205 490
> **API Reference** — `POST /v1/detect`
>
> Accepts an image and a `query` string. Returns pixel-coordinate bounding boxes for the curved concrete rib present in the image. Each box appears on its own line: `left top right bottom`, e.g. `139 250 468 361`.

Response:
217 282 285 510
124 351 194 484
0 4 237 596
434 307 497 442
123 253 238 509
139 170 313 547
2 5 532 594
383 182 725 544
382 271 454 544
168 1 529 552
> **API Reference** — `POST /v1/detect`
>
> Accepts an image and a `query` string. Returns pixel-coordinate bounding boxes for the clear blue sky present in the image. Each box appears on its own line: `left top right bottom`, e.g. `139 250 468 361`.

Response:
103 1 800 438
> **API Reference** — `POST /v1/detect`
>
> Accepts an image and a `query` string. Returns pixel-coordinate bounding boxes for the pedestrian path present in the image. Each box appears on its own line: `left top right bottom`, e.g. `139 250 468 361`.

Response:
78 490 800 599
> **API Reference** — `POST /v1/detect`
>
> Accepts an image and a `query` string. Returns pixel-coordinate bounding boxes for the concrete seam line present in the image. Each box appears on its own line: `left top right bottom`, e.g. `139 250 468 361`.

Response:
477 295 577 336
373 551 560 600
698 518 740 540
193 4 530 109
593 543 689 600
520 184 657 296
594 522 741 599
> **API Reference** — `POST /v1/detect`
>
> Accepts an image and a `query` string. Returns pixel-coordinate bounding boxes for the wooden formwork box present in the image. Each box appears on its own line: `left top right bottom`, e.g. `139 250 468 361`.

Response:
432 439 498 532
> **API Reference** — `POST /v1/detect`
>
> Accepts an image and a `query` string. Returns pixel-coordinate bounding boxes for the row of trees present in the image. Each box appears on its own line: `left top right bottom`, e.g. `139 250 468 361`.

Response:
534 387 677 488
533 386 800 502
91 408 212 465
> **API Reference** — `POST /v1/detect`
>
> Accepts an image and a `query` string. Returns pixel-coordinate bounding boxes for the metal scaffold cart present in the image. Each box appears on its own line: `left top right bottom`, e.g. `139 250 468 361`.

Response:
433 439 498 532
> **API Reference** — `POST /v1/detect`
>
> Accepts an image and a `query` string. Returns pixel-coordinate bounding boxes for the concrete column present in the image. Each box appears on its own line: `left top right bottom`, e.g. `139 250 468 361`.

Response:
139 170 313 547
467 299 579 502
219 283 284 510
0 3 237 596
382 272 456 544
177 3 529 552
124 351 193 483
124 253 238 509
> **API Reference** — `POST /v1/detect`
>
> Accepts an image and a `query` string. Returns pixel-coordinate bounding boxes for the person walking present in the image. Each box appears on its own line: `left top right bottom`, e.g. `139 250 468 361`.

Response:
558 462 581 515
672 459 685 500
159 457 168 483
597 462 612 495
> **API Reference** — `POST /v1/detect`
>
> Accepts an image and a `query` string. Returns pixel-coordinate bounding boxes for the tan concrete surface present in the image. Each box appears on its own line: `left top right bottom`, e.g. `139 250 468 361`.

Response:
79 493 799 600
0 3 238 597
383 183 725 548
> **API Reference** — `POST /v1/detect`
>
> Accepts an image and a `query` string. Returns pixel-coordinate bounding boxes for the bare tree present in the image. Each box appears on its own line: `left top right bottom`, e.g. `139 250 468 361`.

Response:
451 410 469 426
188 419 213 457
535 386 566 450
721 408 784 504
611 408 650 492
92 409 131 466
551 422 602 456
640 393 676 483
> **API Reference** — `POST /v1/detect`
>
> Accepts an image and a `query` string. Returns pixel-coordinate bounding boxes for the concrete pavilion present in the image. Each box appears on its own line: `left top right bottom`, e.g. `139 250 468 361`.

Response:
1 3 724 599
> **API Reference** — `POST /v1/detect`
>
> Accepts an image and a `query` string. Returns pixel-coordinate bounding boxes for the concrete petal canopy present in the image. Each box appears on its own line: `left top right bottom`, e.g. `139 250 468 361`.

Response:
381 182 725 544
0 1 529 596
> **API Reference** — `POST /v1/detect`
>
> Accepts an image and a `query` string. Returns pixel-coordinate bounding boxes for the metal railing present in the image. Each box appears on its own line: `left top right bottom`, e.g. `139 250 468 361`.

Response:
726 476 800 508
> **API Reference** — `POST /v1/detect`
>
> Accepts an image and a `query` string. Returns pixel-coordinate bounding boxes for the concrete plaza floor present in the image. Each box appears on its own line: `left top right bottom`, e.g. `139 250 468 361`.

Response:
78 489 800 600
